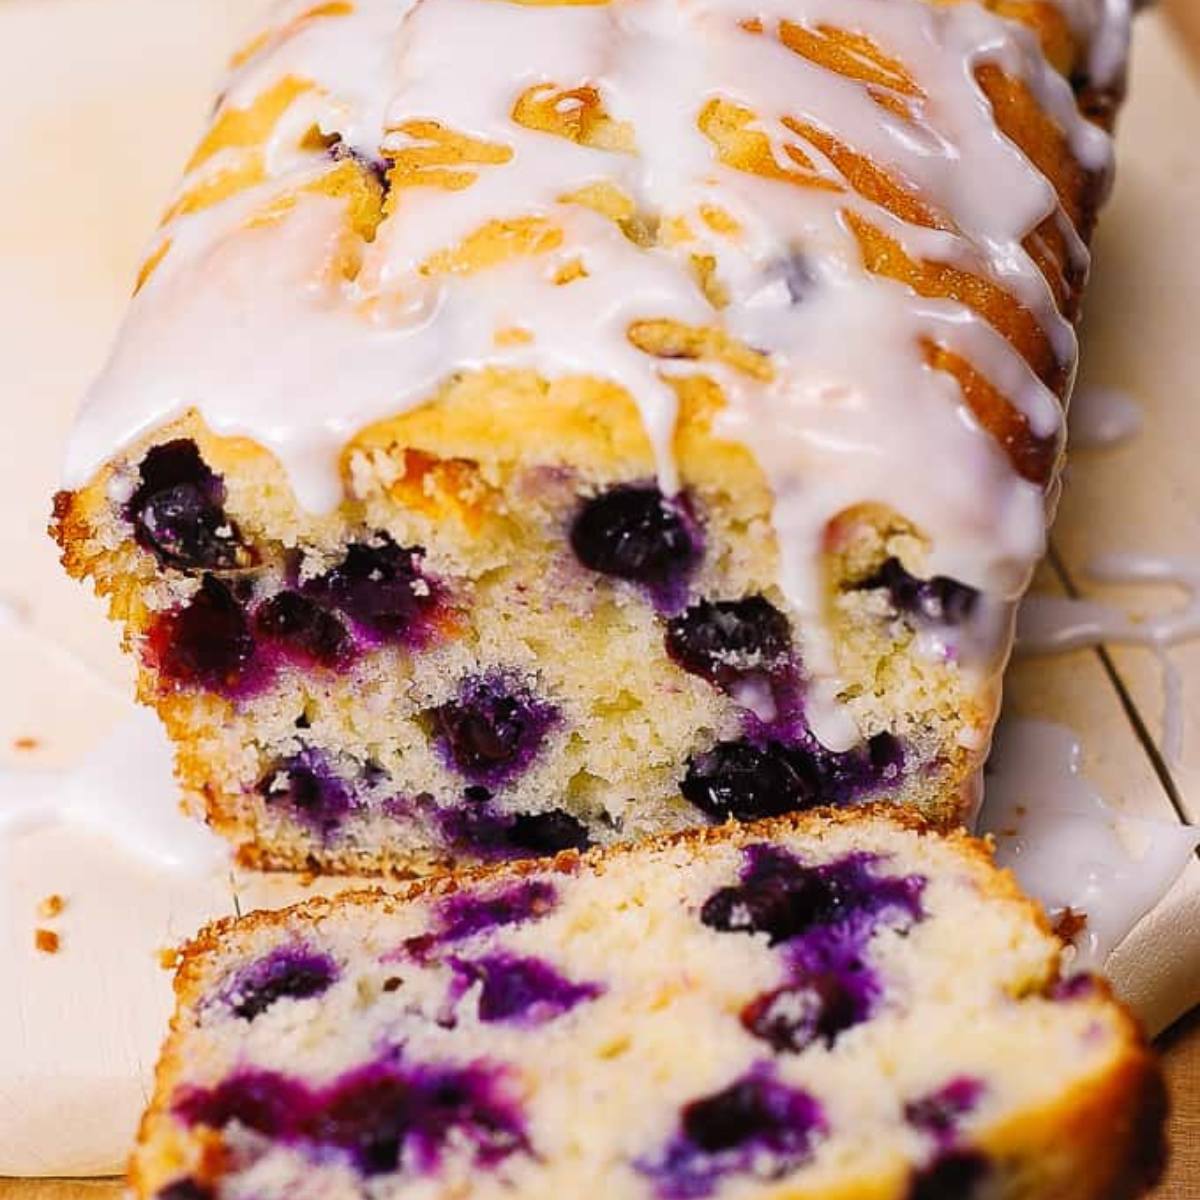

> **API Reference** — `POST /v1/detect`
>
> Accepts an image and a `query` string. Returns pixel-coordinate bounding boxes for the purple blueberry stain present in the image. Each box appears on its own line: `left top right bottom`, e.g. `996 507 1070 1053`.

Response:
174 1068 308 1137
128 439 249 572
173 1057 529 1178
856 558 979 627
1049 972 1098 1001
430 673 558 787
253 590 354 669
740 943 877 1055
258 748 354 837
681 733 903 823
636 1066 826 1198
219 946 339 1022
569 483 702 612
149 574 259 693
700 846 925 946
449 952 603 1025
434 879 560 945
304 1059 528 1176
905 1078 985 1145
302 536 442 647
704 847 923 1054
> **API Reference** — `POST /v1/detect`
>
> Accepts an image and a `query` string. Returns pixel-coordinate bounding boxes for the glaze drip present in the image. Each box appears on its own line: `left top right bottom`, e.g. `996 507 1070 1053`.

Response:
61 0 1123 746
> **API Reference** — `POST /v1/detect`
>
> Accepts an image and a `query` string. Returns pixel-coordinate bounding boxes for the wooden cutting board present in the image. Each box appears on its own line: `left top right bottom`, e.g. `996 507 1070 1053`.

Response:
0 0 1197 1192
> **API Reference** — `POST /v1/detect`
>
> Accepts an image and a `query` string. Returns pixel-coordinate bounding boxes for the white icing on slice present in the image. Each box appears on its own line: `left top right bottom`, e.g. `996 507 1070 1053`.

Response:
981 717 1198 966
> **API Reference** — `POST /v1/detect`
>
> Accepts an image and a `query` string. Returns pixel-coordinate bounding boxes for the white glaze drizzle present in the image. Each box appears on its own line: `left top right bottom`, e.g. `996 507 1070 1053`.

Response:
0 596 226 875
981 717 1199 966
1068 382 1142 448
1018 554 1200 762
0 708 227 877
61 0 1125 745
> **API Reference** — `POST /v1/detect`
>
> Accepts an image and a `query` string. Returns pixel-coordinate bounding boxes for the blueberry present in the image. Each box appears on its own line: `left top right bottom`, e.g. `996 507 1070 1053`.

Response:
307 1071 411 1175
439 803 591 862
174 1069 306 1137
683 1077 797 1153
665 596 792 689
431 674 557 787
682 731 904 822
637 1069 825 1196
129 440 248 571
507 810 591 854
700 847 924 945
908 1150 989 1200
225 948 338 1021
258 748 353 836
155 1180 213 1200
450 953 602 1025
740 970 872 1053
307 1062 527 1175
303 537 440 643
175 1060 529 1178
254 591 353 668
569 484 700 596
857 558 978 626
787 732 906 805
905 1078 985 1143
681 740 816 823
152 575 256 691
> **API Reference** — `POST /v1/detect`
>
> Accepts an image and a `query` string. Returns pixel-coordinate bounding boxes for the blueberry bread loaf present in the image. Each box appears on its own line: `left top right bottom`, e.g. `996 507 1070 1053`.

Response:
131 809 1164 1200
54 0 1128 871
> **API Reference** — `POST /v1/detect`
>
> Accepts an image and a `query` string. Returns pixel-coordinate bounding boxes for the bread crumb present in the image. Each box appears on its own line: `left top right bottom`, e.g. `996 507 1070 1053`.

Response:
158 946 182 969
1051 907 1089 944
35 928 61 954
37 893 66 919
13 736 39 751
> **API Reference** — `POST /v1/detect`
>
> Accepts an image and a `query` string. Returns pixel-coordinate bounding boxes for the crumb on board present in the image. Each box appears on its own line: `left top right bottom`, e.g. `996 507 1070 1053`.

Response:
158 946 181 970
37 893 66 919
35 928 61 954
13 736 39 751
1052 907 1089 944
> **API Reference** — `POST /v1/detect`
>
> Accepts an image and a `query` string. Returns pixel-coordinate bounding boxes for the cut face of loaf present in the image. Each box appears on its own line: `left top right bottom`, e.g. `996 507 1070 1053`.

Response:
53 0 1126 871
130 811 1165 1200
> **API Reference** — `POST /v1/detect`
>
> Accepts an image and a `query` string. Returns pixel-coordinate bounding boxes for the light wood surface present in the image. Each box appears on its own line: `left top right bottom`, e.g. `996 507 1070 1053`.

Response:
0 0 1196 1194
